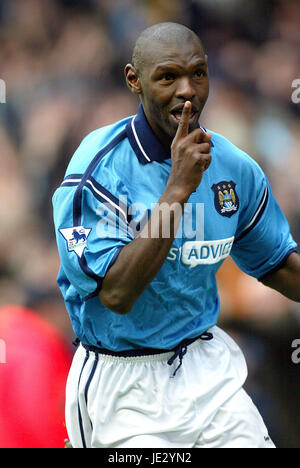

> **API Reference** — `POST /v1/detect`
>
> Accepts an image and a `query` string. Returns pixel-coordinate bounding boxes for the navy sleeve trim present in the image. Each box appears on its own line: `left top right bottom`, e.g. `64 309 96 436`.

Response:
79 255 103 300
82 246 124 301
234 185 269 244
85 176 129 224
73 128 127 226
64 173 83 180
258 248 298 282
60 174 82 187
72 129 127 298
60 174 129 224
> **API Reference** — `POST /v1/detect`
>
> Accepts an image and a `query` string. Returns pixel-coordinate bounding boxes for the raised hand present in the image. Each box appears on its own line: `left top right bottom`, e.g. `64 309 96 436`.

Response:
169 100 212 196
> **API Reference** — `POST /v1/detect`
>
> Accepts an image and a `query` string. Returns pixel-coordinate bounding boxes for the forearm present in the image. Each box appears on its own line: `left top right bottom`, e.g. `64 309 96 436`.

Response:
99 185 188 313
260 252 300 302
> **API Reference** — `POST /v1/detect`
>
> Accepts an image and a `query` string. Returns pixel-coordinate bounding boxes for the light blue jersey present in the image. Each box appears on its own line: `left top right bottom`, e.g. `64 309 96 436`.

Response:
52 104 297 351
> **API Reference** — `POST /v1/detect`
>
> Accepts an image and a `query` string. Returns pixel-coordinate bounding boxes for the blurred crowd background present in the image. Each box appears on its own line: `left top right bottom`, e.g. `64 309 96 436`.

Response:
0 0 299 448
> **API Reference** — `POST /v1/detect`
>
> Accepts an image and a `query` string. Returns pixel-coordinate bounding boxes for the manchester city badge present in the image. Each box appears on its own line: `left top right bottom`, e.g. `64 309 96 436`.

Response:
211 181 239 218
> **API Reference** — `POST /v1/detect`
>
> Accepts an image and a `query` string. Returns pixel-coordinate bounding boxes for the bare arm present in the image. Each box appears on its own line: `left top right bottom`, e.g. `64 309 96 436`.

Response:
260 252 300 302
99 102 212 314
99 186 188 314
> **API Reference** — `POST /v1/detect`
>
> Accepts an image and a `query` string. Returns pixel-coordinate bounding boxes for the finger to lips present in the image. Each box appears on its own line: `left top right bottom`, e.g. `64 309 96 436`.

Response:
174 101 191 140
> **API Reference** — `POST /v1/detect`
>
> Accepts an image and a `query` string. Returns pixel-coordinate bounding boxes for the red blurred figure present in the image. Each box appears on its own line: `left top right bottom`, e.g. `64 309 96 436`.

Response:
0 305 72 448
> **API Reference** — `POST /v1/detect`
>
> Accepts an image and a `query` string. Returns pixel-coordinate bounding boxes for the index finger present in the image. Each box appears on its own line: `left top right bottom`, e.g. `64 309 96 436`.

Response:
174 101 191 140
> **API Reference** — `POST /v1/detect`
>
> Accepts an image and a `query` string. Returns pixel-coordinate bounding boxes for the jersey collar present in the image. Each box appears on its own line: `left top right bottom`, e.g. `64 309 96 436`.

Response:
126 104 213 165
126 104 169 164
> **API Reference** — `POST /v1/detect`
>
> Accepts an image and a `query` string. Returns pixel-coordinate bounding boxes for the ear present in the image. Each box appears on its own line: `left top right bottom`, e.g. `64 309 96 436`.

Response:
124 64 142 95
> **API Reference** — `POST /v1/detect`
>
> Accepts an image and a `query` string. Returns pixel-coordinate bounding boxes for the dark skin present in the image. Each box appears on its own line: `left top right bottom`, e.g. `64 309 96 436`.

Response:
262 253 300 303
99 35 300 314
129 37 210 150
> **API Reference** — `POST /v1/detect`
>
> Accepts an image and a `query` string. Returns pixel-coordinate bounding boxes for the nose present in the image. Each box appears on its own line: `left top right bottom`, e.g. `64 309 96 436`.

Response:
175 77 196 101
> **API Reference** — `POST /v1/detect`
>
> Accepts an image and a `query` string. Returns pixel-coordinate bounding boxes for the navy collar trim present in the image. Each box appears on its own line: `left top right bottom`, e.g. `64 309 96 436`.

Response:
126 104 169 164
126 103 213 165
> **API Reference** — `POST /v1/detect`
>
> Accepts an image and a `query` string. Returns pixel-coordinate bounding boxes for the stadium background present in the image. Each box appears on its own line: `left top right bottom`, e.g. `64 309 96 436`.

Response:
0 0 299 448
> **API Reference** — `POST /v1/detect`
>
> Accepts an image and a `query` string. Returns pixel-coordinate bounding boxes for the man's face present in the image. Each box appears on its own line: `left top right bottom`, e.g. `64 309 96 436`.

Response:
138 39 209 148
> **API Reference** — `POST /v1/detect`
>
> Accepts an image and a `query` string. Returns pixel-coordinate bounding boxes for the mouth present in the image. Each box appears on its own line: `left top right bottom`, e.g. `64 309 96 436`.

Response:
170 105 199 124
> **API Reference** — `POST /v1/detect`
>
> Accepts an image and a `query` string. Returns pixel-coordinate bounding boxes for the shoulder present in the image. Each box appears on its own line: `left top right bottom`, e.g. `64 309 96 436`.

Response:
210 130 257 165
209 129 266 182
52 115 137 218
65 115 133 176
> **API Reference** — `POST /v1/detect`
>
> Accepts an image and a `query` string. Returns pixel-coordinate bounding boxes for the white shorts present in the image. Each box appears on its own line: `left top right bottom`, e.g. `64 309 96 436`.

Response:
65 326 275 448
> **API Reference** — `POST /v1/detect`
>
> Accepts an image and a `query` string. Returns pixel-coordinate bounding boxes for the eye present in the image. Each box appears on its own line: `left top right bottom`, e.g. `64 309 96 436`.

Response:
194 69 206 78
161 72 176 82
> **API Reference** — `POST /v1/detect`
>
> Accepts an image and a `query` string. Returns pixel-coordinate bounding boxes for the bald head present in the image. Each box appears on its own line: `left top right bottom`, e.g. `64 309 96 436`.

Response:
132 22 204 74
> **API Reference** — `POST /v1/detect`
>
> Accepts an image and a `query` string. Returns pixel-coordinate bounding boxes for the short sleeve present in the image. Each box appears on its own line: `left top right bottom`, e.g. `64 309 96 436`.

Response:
53 183 133 300
231 170 297 279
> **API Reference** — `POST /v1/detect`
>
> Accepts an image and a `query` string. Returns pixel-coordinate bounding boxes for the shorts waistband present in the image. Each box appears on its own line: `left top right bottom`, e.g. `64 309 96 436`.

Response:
80 331 213 377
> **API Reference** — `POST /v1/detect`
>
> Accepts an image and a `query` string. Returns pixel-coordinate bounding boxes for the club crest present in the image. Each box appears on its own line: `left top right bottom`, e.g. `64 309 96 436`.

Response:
211 181 239 218
59 226 91 258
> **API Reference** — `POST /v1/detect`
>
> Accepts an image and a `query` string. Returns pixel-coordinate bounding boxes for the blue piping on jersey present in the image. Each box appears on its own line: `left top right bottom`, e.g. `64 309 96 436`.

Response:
59 175 129 301
234 185 269 243
59 175 128 301
73 129 127 226
72 129 127 299
59 181 80 187
60 175 82 187
60 174 83 187
60 175 129 224
64 174 83 180
86 176 129 224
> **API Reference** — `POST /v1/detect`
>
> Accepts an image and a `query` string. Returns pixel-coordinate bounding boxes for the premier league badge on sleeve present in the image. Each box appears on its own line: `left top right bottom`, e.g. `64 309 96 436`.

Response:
211 181 239 218
59 226 91 258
